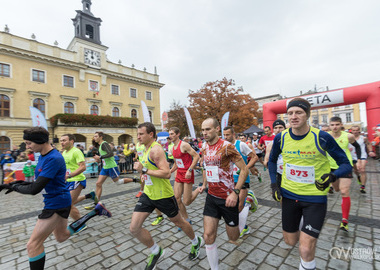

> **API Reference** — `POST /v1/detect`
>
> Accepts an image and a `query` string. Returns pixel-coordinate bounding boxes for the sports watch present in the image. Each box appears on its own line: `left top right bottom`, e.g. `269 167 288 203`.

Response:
233 189 240 195
142 167 148 174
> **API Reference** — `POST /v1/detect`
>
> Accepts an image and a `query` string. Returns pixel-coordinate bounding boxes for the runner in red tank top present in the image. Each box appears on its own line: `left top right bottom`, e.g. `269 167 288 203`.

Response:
169 127 201 225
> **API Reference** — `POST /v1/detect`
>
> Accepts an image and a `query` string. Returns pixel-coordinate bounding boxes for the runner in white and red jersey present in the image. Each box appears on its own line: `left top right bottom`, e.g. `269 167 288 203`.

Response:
169 127 201 226
199 118 248 270
258 126 275 151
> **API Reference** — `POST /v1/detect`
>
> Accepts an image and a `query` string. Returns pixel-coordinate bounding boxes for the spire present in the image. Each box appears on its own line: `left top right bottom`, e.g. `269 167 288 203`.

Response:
82 0 93 15
72 0 102 44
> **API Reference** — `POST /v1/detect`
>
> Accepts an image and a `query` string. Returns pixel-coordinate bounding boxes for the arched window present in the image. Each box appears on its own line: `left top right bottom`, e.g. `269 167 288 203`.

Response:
0 136 10 154
0 94 10 117
131 109 137 118
33 98 45 116
90 105 99 115
149 111 153 122
64 102 74 114
112 107 120 117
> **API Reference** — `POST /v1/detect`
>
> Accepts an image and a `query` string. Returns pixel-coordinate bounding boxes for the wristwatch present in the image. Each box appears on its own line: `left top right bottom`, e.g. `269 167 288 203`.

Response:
233 189 240 195
142 167 148 174
188 168 193 172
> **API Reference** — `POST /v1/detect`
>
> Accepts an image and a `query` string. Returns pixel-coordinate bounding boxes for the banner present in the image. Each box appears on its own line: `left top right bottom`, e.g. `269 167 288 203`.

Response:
183 107 196 139
221 112 230 139
29 106 48 130
141 100 151 122
2 161 37 183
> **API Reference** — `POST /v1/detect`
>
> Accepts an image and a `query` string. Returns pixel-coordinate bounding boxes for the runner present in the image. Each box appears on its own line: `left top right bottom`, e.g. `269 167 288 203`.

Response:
258 126 275 152
199 118 249 270
268 98 351 270
351 125 372 193
130 122 203 270
81 132 138 210
263 119 286 172
169 127 201 228
167 137 175 168
252 132 264 165
239 133 262 180
223 126 259 238
328 117 362 231
0 127 111 270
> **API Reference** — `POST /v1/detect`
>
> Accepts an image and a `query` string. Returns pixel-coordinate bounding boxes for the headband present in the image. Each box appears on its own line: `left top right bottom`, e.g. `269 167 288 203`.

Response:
23 132 49 144
273 119 286 129
287 99 311 115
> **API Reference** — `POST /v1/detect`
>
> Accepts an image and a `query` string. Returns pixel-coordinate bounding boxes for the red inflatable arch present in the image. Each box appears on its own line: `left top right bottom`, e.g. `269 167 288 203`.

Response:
263 81 380 142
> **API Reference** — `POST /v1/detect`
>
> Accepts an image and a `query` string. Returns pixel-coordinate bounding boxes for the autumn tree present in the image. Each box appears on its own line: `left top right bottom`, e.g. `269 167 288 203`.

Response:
166 100 199 137
188 77 260 133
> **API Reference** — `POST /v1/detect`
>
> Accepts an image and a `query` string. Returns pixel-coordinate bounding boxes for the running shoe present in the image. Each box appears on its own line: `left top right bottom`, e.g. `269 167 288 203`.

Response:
339 222 349 232
328 186 334 194
246 190 258 213
74 224 88 235
360 187 366 194
95 202 112 218
145 247 165 270
89 191 99 204
136 191 143 198
151 216 164 226
84 204 95 210
257 173 262 183
189 236 204 260
239 225 250 238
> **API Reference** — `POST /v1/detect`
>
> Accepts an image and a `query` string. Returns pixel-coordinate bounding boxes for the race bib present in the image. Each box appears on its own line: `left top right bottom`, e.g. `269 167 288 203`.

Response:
102 159 105 167
205 166 219 182
142 174 153 186
233 164 239 176
137 151 143 157
176 159 185 169
285 163 315 184
277 155 283 174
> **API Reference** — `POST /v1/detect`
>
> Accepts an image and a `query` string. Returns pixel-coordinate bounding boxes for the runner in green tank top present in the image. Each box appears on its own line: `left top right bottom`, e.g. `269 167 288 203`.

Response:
130 122 203 270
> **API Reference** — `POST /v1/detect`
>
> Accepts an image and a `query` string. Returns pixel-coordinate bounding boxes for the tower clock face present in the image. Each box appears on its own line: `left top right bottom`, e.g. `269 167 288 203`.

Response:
84 48 101 67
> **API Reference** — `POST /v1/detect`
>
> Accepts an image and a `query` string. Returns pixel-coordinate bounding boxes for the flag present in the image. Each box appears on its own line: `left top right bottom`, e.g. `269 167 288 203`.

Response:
221 112 230 139
183 107 196 139
29 106 48 130
141 100 151 122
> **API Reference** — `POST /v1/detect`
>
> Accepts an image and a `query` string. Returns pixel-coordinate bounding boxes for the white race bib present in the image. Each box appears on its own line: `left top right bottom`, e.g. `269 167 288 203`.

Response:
176 159 185 169
205 166 219 182
277 155 283 174
142 174 153 186
285 163 315 184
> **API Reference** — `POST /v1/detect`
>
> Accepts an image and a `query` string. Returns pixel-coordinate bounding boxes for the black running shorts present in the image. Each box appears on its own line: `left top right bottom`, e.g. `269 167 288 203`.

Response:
282 197 327 238
203 193 239 227
38 206 71 219
134 193 179 218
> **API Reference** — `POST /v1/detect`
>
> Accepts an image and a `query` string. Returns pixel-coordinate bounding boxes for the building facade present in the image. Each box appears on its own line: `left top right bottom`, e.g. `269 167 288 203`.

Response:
0 0 164 153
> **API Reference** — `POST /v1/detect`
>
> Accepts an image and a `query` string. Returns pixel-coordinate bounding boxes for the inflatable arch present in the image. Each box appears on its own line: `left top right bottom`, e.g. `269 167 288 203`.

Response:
263 81 380 142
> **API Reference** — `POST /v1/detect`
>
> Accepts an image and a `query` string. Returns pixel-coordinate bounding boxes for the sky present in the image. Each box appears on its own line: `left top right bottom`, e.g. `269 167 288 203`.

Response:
1 0 379 117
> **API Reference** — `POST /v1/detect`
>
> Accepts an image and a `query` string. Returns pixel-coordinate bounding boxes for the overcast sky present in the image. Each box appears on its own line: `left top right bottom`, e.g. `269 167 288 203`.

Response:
1 0 379 116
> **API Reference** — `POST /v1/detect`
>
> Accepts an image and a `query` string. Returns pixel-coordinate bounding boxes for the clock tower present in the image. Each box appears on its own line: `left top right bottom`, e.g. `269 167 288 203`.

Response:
67 0 108 68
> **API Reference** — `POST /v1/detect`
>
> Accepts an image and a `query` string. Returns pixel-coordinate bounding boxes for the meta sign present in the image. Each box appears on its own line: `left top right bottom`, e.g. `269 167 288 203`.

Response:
287 90 344 108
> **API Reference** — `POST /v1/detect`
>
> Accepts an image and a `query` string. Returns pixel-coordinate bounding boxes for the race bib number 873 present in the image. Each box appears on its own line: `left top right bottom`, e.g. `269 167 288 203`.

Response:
285 163 315 184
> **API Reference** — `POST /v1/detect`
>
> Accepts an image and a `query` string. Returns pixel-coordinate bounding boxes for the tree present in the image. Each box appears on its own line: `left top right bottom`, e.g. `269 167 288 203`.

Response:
188 77 260 133
166 100 197 137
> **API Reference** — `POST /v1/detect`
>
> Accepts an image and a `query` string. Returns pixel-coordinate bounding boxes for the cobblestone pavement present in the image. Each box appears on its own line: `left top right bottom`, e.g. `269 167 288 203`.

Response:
0 161 379 270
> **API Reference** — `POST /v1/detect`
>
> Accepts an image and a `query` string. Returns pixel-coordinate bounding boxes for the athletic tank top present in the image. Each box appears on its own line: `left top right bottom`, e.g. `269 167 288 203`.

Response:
168 143 174 159
280 127 331 196
233 140 250 183
99 141 117 169
172 140 193 171
356 135 367 159
252 139 262 154
327 131 353 169
142 141 174 200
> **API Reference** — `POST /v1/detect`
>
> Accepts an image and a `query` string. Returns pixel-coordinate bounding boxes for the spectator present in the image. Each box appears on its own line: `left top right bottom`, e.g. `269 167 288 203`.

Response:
1 153 14 166
22 160 36 182
11 145 21 160
26 149 35 161
16 152 29 162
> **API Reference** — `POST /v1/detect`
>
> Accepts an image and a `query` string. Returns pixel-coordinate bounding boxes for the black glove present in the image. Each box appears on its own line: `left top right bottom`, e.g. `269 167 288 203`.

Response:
315 173 337 191
0 181 31 194
271 183 282 202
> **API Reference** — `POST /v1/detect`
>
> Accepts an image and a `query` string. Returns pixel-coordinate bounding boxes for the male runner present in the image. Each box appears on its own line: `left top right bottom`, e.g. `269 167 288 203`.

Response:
199 118 249 270
130 122 203 270
328 117 362 231
0 127 111 270
252 132 264 165
239 133 262 180
81 132 137 209
351 125 372 193
223 126 259 238
268 98 351 270
167 137 175 168
169 127 201 226
258 126 275 151
264 119 286 169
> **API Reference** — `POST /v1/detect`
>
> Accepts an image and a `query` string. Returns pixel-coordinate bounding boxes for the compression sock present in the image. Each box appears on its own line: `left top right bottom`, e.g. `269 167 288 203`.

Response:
299 257 316 270
205 243 219 270
341 196 351 222
238 204 250 232
85 193 92 199
68 209 97 235
29 251 46 270
150 242 160 255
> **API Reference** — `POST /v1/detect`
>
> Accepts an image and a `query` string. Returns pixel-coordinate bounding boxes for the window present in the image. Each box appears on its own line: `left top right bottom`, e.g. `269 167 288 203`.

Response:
322 114 328 123
146 91 152 100
312 116 318 124
131 109 137 118
64 102 74 114
33 98 45 116
149 110 153 122
111 85 119 95
90 105 99 115
112 107 120 117
63 75 74 88
130 88 137 98
346 113 352 123
0 63 10 77
0 136 10 154
0 95 10 117
32 69 45 83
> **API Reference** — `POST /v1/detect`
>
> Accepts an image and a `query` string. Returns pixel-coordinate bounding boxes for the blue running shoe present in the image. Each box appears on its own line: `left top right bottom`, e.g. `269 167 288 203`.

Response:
95 202 112 217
